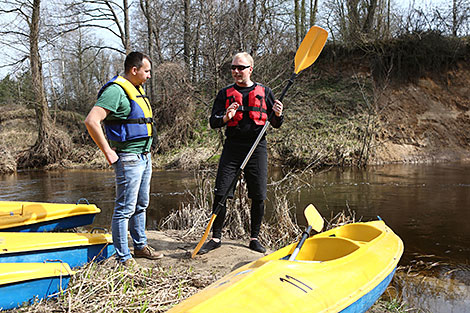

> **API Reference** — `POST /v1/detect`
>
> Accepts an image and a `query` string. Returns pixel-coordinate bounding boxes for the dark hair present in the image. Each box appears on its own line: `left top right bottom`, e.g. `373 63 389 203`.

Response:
124 51 151 73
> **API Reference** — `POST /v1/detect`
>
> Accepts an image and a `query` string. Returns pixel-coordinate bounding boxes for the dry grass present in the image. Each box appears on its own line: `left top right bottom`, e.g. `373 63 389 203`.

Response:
160 169 304 250
160 171 215 240
258 174 302 250
12 260 212 313
160 169 330 251
0 144 17 174
324 208 358 231
153 62 203 155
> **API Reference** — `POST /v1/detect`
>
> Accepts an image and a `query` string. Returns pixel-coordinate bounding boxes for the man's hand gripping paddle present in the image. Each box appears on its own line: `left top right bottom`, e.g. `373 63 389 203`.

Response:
192 26 328 258
288 204 324 261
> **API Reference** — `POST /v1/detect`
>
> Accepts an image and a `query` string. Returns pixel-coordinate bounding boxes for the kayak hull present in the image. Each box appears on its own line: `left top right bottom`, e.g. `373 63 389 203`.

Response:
340 268 396 313
169 220 403 313
0 263 74 310
0 201 101 232
0 232 115 268
2 214 98 232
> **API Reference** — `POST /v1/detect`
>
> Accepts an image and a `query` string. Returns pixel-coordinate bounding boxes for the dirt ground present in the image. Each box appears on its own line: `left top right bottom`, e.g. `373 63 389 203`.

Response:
135 230 264 278
371 66 470 163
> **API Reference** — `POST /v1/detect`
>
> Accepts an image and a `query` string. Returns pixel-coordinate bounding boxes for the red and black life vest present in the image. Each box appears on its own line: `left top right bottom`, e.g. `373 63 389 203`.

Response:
225 84 268 127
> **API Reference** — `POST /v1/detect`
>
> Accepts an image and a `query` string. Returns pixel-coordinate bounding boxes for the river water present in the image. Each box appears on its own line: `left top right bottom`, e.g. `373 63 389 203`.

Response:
1 163 469 312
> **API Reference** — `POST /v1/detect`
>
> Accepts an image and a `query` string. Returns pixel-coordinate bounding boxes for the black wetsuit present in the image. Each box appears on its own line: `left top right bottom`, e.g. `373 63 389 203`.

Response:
209 82 284 238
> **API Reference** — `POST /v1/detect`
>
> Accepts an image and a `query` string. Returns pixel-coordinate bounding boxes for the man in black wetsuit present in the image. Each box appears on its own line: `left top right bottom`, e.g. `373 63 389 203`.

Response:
199 52 284 254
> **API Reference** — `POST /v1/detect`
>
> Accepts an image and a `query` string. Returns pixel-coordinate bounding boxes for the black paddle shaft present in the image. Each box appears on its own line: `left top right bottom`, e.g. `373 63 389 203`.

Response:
289 225 313 261
213 72 299 217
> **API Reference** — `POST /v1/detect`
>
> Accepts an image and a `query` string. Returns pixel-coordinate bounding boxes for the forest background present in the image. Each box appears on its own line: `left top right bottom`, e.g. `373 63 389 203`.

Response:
0 0 469 173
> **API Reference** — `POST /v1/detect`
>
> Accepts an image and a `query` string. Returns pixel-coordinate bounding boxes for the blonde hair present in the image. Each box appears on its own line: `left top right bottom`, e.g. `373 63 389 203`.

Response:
232 52 254 67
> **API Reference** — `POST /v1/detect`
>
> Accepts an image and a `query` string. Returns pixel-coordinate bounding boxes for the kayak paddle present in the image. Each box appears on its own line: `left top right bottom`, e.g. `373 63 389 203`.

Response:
192 26 328 258
288 204 324 261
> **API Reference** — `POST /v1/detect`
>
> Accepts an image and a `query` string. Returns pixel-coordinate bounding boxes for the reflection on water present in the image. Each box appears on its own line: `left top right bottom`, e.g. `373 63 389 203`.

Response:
280 163 470 267
0 169 197 231
0 163 469 312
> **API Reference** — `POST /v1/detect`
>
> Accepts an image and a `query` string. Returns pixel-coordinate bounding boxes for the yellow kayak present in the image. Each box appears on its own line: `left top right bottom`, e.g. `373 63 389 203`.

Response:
0 232 115 268
0 200 101 232
168 220 403 313
0 262 74 310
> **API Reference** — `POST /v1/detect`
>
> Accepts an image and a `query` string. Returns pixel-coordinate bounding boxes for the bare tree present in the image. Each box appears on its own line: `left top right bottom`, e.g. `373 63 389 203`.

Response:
183 0 191 69
134 0 294 88
51 29 116 115
236 0 249 51
30 0 50 135
362 0 378 34
1 0 71 168
139 0 162 100
294 0 300 46
451 0 469 36
300 0 307 39
310 0 319 27
323 0 394 45
64 0 132 54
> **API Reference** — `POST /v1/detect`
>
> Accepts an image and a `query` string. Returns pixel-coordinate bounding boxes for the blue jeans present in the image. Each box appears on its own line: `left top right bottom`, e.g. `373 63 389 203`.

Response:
111 152 152 262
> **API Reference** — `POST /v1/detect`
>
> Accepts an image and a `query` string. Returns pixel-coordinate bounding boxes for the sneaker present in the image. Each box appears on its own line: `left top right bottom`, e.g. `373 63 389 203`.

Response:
249 239 266 253
197 239 221 255
134 245 164 260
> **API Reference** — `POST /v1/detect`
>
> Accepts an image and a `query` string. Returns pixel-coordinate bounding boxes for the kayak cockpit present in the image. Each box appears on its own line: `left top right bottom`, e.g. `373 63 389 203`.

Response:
286 237 360 262
281 223 384 262
324 223 383 243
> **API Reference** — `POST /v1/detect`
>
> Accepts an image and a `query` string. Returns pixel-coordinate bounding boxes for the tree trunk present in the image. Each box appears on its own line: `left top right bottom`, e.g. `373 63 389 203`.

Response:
294 0 300 47
30 0 52 149
123 0 131 53
18 0 71 169
347 0 360 43
103 0 131 53
310 0 318 27
386 0 390 39
191 18 201 82
183 0 191 70
237 0 249 51
452 0 457 36
300 0 306 39
140 0 156 99
362 0 378 35
250 0 259 55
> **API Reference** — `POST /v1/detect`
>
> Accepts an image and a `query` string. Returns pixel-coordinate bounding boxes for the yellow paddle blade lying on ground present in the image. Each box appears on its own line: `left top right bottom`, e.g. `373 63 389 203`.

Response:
295 26 328 74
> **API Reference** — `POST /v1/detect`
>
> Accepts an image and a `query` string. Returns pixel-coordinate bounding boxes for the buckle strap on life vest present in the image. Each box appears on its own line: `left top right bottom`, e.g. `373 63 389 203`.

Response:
104 117 154 125
236 105 267 113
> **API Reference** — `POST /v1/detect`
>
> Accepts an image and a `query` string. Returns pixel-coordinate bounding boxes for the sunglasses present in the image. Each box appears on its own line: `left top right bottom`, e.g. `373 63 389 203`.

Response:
231 64 251 71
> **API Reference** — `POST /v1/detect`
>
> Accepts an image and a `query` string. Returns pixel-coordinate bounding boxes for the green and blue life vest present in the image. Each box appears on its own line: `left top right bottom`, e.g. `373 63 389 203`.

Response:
98 75 153 142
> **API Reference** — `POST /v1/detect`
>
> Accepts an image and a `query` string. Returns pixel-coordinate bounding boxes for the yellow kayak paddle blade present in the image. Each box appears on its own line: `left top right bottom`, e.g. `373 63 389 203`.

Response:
191 213 217 258
294 26 328 74
304 204 324 233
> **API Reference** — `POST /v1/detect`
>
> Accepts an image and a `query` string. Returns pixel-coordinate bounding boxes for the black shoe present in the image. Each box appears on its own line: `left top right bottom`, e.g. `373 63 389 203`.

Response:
198 239 221 255
249 239 266 253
